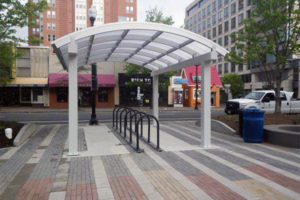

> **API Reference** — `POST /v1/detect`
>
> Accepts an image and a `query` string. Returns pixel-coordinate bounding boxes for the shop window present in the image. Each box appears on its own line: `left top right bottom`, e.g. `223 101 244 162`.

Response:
193 89 201 100
56 88 68 103
21 87 31 102
32 88 43 102
98 88 108 102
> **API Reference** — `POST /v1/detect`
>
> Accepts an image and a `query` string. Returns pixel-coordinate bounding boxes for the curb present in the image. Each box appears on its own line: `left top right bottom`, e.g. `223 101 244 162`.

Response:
195 119 236 135
13 124 37 146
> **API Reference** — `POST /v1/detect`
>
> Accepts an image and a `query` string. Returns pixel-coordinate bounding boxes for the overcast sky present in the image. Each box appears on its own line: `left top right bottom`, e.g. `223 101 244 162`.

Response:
16 0 194 40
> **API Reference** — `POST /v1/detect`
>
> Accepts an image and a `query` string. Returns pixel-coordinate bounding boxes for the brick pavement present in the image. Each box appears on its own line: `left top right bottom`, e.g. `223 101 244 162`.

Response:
0 121 299 200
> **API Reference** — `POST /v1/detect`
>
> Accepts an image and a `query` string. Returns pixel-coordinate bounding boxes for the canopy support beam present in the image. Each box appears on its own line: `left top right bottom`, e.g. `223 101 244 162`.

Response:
152 74 159 126
68 38 79 156
201 64 211 148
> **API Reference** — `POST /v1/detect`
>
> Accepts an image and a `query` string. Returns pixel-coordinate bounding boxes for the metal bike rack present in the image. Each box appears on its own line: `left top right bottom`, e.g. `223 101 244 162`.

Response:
112 106 161 153
136 114 161 151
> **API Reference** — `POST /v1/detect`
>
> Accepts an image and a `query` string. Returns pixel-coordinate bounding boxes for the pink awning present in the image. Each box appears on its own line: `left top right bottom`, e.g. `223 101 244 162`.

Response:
183 65 222 87
48 73 115 87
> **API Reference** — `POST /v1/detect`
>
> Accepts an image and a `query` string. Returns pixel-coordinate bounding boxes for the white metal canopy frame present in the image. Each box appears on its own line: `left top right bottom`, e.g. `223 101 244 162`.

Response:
52 22 228 155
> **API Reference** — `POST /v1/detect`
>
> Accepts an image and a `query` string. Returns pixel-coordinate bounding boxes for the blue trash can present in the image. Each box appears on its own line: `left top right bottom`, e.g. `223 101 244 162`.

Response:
242 108 265 143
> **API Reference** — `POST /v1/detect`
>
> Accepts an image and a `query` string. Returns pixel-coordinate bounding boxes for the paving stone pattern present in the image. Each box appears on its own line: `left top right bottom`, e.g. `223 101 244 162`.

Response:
0 125 54 195
78 128 88 152
0 121 300 200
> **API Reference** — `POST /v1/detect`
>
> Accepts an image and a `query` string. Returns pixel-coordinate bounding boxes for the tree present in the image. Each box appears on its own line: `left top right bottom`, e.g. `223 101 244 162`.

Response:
227 0 300 113
222 74 244 98
145 7 174 25
0 0 48 84
124 63 150 76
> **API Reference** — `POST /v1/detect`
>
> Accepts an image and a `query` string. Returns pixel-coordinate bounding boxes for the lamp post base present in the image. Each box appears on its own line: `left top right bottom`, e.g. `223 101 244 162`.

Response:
89 115 98 125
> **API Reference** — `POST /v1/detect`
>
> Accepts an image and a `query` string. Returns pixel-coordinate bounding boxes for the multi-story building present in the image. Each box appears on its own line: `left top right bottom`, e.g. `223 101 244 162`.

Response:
29 0 137 46
184 0 300 98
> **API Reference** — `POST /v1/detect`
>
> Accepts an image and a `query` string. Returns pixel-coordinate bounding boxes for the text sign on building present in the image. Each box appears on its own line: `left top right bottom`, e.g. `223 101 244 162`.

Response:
174 78 188 84
192 76 201 82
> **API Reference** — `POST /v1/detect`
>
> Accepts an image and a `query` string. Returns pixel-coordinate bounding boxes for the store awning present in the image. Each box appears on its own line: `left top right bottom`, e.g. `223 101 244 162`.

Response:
48 73 115 87
7 77 48 87
183 65 222 87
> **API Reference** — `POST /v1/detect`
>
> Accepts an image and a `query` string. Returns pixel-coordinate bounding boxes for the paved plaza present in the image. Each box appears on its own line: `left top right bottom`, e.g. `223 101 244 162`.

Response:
0 121 300 200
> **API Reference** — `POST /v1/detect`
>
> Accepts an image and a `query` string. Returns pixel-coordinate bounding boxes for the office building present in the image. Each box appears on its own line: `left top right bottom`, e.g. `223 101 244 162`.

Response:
185 0 300 97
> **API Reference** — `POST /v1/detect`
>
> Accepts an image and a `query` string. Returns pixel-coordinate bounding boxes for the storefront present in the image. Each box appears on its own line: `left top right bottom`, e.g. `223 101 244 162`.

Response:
168 76 188 107
48 73 115 108
118 73 152 107
0 78 49 107
181 66 222 108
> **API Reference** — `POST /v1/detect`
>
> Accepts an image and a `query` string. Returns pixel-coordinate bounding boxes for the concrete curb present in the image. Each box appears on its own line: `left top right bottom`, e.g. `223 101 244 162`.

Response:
195 119 236 135
13 124 37 146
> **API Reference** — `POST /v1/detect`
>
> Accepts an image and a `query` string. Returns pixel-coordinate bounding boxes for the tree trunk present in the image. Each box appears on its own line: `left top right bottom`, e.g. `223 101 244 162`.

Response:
274 77 282 114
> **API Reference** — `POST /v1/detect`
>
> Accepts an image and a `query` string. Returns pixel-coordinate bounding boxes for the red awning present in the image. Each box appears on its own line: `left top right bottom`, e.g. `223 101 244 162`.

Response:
48 73 115 87
183 65 222 87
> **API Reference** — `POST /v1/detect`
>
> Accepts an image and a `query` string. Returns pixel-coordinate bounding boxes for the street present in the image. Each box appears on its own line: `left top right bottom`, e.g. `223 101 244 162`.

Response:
0 108 225 124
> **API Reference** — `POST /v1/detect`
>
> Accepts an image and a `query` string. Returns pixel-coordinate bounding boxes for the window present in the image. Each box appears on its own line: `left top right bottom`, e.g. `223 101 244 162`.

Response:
212 14 216 25
224 63 229 73
212 1 217 12
238 64 243 71
202 8 206 18
224 35 229 46
207 4 211 15
224 21 229 32
231 62 236 72
231 17 236 29
32 88 43 102
247 0 251 6
130 6 134 13
225 0 229 5
218 10 222 21
213 27 217 37
207 17 211 28
224 6 229 18
238 13 244 26
52 11 56 18
48 34 51 41
218 0 223 9
207 30 211 39
126 6 130 13
47 10 51 18
52 35 55 41
57 88 68 102
247 9 251 18
21 88 31 102
218 24 222 34
218 64 223 74
98 88 108 102
238 0 244 11
231 2 236 15
263 93 275 101
202 20 206 31
218 37 222 46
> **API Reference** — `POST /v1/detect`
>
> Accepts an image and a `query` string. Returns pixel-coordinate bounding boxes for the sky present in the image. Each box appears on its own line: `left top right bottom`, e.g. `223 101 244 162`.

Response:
15 0 195 40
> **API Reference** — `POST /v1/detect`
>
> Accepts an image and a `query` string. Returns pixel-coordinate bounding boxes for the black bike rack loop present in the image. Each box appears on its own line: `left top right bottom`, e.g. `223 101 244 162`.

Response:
135 114 161 151
119 107 132 134
112 106 119 127
129 112 144 144
124 109 138 138
115 107 127 129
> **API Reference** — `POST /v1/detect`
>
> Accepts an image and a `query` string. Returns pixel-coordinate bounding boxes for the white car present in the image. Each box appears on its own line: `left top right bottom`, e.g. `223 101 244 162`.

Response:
225 90 300 114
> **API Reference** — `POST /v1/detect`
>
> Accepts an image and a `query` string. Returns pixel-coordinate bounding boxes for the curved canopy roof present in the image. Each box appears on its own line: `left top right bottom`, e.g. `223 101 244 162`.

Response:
52 22 228 76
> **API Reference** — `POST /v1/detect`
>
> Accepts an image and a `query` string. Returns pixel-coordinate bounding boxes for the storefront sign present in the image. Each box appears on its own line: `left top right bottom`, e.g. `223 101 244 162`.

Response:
192 76 201 82
118 74 152 86
174 78 188 84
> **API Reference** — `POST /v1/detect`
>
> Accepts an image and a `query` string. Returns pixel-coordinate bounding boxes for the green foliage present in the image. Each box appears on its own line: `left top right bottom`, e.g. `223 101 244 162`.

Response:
222 74 244 98
145 7 175 25
124 63 151 76
28 35 42 46
227 0 300 112
0 0 48 42
0 42 15 84
0 0 47 84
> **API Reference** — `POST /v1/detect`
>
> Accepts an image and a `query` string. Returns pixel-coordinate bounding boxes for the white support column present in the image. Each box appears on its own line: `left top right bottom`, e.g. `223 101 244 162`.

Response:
152 75 159 124
201 65 211 148
68 38 79 156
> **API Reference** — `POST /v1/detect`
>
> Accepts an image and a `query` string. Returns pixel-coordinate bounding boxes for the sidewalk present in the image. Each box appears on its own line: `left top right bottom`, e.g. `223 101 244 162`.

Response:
0 106 224 113
0 122 299 200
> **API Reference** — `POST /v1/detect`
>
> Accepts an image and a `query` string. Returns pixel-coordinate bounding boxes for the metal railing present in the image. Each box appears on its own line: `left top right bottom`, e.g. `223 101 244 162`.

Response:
112 106 161 153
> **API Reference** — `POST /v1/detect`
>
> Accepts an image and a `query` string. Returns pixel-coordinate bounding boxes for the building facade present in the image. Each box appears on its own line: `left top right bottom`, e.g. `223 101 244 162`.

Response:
29 0 137 46
0 46 50 107
184 0 300 98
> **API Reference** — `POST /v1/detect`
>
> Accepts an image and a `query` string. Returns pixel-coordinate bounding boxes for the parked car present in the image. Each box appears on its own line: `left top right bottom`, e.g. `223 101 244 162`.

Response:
225 90 300 114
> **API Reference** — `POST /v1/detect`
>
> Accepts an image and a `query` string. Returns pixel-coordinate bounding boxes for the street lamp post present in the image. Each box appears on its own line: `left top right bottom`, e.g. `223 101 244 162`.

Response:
195 65 199 110
88 6 98 125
